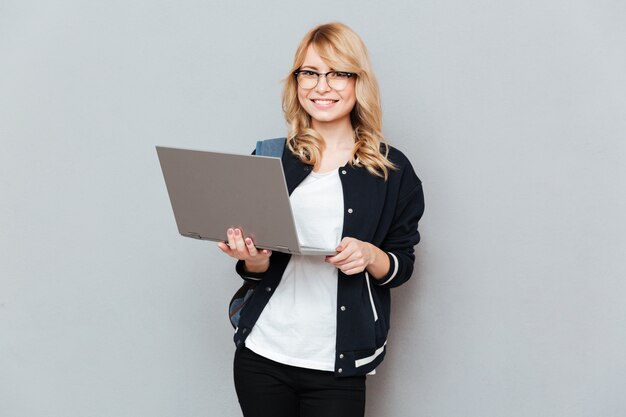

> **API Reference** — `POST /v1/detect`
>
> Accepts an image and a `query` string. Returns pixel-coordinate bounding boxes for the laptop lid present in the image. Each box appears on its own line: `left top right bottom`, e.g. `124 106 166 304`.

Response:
156 146 336 256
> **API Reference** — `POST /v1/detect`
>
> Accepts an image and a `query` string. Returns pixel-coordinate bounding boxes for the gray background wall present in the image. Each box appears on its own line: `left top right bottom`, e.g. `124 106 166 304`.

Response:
1 1 625 416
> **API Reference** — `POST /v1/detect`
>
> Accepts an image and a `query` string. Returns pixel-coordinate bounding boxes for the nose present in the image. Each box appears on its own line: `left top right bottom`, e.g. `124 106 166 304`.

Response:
315 74 331 93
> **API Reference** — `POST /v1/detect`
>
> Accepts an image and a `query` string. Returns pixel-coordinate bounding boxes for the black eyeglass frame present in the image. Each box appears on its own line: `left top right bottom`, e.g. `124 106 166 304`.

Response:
293 70 357 91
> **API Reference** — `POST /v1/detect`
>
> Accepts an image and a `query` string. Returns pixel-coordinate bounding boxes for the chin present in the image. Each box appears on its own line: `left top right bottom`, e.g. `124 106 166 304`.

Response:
308 110 349 124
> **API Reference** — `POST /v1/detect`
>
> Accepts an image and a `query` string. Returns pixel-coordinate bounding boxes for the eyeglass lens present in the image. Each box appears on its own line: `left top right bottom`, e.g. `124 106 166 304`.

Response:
296 71 352 91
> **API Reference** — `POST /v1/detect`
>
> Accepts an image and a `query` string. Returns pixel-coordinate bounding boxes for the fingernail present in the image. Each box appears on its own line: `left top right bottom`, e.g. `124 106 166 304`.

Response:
246 238 252 245
234 229 240 236
227 228 233 236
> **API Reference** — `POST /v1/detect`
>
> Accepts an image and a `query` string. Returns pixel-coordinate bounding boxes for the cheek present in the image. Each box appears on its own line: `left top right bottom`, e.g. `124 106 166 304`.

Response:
344 84 357 108
297 88 309 106
344 93 357 112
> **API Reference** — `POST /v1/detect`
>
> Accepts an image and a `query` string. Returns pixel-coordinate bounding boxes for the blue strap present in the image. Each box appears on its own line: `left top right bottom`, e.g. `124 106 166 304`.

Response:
256 137 286 158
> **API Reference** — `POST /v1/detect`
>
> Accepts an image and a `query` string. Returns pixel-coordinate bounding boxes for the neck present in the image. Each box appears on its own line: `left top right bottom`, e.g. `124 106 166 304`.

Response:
311 117 355 150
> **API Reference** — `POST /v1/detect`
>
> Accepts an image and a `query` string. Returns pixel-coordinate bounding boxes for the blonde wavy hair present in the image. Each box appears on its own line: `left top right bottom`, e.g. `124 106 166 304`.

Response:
282 22 396 179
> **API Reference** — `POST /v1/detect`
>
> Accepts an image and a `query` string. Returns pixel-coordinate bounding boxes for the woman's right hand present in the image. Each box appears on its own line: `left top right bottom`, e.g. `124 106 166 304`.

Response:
217 227 272 273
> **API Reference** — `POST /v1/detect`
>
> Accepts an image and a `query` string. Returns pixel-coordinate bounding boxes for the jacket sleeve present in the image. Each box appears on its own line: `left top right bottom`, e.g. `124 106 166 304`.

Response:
375 163 425 288
235 260 267 283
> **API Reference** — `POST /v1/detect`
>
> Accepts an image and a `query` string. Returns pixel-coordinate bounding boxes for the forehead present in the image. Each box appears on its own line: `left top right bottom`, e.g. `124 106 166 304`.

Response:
300 45 332 70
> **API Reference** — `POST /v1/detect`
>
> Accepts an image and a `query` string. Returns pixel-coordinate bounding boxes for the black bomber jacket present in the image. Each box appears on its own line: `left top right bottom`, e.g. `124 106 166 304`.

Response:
233 144 425 377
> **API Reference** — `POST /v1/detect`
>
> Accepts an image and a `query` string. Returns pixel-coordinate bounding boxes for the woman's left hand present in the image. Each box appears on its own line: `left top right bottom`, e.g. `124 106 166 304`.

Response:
325 237 376 275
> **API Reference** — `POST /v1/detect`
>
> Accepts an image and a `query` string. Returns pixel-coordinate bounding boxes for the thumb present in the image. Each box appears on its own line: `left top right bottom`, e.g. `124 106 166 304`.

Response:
336 237 349 252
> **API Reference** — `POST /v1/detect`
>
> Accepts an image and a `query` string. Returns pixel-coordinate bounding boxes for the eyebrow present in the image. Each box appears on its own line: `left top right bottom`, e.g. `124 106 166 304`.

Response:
300 65 321 71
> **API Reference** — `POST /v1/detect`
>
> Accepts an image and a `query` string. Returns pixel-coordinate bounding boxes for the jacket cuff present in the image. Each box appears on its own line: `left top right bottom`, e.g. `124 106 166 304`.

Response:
235 260 265 281
374 252 399 286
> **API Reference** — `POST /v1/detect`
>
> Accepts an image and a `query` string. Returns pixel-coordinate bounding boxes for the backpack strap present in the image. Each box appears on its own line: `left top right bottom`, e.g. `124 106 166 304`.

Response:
255 137 286 158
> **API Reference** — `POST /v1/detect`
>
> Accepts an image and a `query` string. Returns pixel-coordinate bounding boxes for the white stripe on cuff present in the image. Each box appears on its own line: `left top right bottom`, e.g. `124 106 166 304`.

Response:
377 252 399 286
243 276 262 281
355 341 387 368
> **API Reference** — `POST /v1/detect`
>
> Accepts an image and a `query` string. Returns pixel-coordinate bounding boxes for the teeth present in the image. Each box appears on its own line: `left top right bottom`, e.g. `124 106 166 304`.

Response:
313 100 336 105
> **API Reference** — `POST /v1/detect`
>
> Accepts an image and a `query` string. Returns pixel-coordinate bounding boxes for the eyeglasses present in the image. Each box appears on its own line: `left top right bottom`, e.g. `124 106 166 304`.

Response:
294 70 356 91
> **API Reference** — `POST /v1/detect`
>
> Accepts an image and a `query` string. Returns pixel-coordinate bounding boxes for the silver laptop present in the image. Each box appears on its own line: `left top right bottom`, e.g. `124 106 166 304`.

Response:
156 146 336 256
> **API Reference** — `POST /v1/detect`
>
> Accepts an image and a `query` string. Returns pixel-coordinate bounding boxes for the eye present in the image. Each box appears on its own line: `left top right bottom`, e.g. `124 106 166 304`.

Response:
299 70 318 77
331 71 353 79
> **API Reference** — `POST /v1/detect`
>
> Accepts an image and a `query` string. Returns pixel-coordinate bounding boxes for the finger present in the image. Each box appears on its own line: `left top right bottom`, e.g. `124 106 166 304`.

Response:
339 258 359 269
326 247 349 263
218 242 240 260
217 241 231 253
226 228 237 250
326 246 353 264
341 257 368 272
336 249 365 265
342 265 366 275
233 228 247 253
245 237 258 256
335 237 354 252
328 256 349 266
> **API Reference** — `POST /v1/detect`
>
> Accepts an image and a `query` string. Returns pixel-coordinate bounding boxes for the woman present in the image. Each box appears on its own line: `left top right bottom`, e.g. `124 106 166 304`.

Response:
218 22 424 417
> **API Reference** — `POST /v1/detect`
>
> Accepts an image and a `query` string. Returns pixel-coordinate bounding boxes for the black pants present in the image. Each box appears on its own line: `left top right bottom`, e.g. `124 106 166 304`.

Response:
234 347 366 417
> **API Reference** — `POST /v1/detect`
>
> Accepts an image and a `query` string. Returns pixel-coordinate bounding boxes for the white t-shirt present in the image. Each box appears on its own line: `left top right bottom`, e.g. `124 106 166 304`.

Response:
245 169 344 371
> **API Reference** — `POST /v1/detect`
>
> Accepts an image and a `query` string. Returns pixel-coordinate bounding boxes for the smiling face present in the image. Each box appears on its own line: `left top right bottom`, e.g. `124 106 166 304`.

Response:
297 45 357 130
